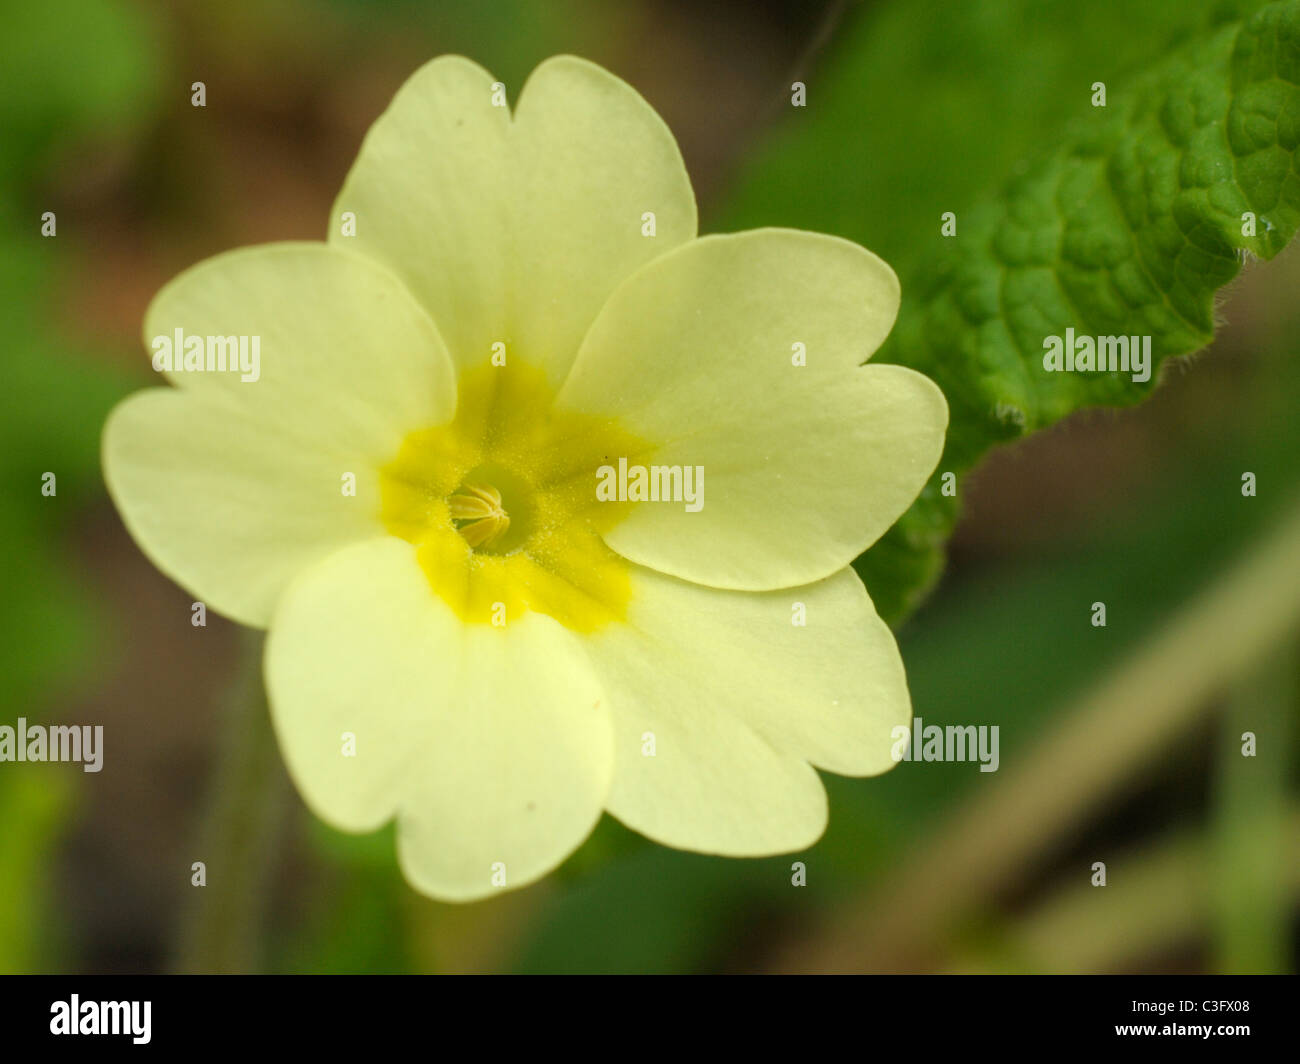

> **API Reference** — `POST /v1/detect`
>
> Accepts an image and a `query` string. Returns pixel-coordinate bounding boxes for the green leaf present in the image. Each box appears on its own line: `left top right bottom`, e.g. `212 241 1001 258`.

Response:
723 0 1300 623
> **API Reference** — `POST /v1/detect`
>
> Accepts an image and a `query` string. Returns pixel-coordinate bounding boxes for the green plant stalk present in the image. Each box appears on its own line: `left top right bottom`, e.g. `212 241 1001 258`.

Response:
1210 639 1298 973
172 632 290 974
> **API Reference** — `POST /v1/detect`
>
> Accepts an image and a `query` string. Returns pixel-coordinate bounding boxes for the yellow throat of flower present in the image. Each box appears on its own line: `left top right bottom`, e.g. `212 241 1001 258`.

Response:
379 360 651 632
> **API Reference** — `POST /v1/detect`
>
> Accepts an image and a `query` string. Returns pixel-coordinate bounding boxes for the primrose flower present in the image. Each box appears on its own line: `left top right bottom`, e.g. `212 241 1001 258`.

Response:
103 56 947 901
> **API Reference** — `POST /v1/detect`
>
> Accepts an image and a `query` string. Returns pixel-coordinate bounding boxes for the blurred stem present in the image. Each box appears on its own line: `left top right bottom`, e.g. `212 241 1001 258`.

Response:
1210 639 1297 973
760 0 850 120
782 496 1300 972
173 630 290 973
947 806 1300 973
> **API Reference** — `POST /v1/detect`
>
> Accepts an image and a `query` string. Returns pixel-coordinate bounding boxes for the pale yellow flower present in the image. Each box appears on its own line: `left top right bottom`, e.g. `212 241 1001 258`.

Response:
103 56 948 901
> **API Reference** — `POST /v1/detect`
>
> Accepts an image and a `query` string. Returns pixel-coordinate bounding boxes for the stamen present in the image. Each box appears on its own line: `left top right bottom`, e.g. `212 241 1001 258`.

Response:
449 483 510 549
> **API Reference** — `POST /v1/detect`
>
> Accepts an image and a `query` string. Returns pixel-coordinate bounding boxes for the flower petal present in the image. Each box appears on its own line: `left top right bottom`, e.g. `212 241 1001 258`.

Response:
265 537 613 902
330 55 696 384
328 57 511 375
508 56 697 382
106 243 455 626
558 229 947 591
588 564 908 854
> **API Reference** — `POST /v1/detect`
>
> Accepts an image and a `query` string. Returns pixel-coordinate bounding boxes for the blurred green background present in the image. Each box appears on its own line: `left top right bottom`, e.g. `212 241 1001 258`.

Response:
2 0 1297 973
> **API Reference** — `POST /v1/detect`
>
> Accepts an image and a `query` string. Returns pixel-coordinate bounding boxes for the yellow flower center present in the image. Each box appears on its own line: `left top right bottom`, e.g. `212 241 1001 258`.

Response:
379 360 651 632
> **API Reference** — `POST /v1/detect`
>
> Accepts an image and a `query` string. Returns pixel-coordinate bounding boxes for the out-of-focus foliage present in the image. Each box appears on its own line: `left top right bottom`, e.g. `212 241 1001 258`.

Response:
0 0 158 184
0 771 70 973
0 0 159 971
325 0 625 90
